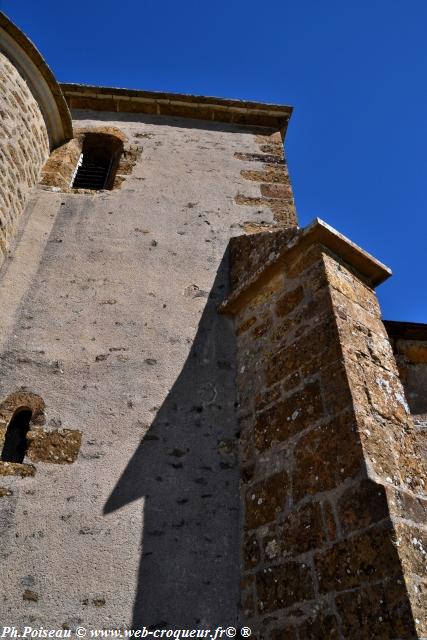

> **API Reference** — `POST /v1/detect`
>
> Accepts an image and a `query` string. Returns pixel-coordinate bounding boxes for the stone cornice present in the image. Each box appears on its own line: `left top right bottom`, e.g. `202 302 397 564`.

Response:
220 218 392 315
60 83 293 134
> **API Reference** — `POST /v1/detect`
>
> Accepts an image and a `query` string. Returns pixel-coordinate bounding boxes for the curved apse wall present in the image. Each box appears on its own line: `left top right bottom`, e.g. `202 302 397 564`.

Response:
0 12 72 258
0 50 50 255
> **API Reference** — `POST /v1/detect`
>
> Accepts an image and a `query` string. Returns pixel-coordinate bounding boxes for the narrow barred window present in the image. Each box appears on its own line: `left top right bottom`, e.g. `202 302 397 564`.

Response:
71 133 123 190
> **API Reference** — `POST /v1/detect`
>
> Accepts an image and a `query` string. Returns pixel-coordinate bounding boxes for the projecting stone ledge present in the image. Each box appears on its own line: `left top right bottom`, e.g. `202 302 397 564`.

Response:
223 219 426 639
220 218 391 315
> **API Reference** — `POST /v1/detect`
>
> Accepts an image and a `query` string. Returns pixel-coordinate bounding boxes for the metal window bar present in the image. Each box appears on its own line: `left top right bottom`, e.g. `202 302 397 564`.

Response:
72 153 110 190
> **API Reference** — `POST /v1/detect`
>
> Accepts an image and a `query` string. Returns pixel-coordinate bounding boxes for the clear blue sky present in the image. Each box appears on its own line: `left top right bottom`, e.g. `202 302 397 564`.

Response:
2 0 426 322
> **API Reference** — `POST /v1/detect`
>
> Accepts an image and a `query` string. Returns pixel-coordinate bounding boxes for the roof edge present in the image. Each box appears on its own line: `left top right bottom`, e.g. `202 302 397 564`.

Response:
384 320 427 342
60 82 293 133
0 12 73 148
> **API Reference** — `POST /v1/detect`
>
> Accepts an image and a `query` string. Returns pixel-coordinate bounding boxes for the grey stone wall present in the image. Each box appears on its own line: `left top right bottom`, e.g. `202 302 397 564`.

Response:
0 110 295 630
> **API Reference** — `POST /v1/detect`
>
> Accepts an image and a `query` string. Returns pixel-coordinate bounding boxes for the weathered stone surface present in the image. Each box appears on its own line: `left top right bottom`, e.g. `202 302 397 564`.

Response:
271 627 297 640
241 166 289 185
322 501 338 541
275 286 304 318
293 412 362 502
396 424 427 495
237 316 257 336
265 321 340 387
244 533 261 569
26 428 81 464
0 391 45 425
248 273 284 312
256 561 314 613
22 590 39 602
0 462 35 477
242 589 255 618
260 183 293 199
350 359 410 424
233 132 297 228
394 523 427 579
0 52 49 258
397 340 427 364
297 609 340 639
323 253 380 314
389 487 427 525
315 524 400 592
229 229 297 292
387 324 427 417
0 106 281 627
254 385 281 413
251 317 273 339
335 581 416 639
224 209 427 639
255 381 324 452
262 502 326 560
337 479 389 535
246 471 289 529
229 227 426 637
358 415 402 484
235 194 296 227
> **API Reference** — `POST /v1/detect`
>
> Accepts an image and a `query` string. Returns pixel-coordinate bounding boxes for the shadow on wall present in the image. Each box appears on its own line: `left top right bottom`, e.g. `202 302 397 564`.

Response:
104 251 241 628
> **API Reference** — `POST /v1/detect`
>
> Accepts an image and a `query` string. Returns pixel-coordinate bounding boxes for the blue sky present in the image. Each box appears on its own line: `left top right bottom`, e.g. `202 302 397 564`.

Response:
2 0 426 322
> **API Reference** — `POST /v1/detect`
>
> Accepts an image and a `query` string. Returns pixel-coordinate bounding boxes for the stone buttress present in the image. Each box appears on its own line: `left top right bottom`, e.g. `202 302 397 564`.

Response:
221 219 427 639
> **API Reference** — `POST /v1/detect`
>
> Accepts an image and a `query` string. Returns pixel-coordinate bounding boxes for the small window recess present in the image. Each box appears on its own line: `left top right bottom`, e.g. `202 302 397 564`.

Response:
71 133 123 191
1 406 32 463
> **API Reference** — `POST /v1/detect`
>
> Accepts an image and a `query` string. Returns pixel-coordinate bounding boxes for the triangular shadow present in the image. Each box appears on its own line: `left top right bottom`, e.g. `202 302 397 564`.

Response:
104 250 241 628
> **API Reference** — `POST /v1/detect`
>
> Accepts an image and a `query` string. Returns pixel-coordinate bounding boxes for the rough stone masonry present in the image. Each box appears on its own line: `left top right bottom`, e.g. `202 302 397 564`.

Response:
221 220 427 639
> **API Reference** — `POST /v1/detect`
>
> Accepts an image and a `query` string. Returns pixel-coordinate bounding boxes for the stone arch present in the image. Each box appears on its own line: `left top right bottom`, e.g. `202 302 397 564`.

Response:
0 390 45 427
0 391 44 469
0 12 72 149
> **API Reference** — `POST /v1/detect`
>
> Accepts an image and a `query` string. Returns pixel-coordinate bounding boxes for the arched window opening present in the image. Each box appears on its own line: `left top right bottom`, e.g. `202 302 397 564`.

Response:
1 407 32 463
71 133 123 190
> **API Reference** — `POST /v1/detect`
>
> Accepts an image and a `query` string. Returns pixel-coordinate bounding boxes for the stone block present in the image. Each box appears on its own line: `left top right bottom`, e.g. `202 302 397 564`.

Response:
297 610 340 639
337 479 389 535
293 411 363 502
256 560 314 613
266 322 340 387
335 581 416 639
260 183 293 199
245 470 289 529
244 533 261 570
389 487 427 525
275 286 304 318
255 381 324 452
271 627 297 640
262 501 326 560
315 524 400 593
26 428 81 464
